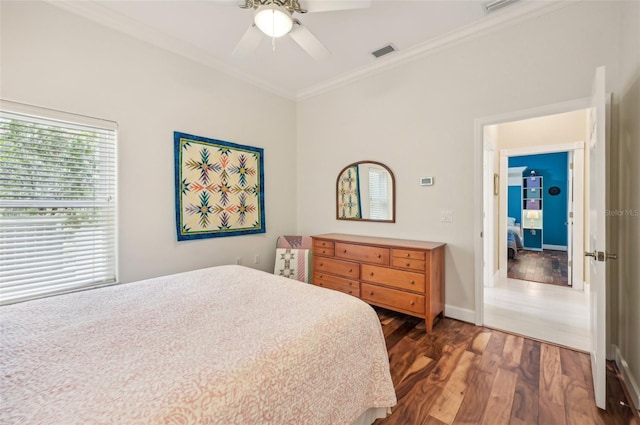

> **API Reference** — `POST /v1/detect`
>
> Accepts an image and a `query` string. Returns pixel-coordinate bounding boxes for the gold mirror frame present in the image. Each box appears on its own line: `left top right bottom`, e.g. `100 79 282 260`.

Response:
336 161 396 223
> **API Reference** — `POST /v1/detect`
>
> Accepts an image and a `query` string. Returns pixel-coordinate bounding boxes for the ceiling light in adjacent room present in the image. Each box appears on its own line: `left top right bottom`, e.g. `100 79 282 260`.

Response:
254 4 293 37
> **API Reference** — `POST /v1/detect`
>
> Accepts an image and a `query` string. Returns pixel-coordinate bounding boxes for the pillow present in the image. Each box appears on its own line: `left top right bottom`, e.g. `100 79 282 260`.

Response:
274 248 311 283
507 217 516 226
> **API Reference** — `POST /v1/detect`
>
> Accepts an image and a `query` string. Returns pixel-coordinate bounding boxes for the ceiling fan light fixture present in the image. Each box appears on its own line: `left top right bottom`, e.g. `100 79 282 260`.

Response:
254 4 293 38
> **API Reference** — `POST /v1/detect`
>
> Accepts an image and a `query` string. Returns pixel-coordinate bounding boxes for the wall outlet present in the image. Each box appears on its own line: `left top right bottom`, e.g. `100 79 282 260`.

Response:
440 210 454 223
254 255 260 264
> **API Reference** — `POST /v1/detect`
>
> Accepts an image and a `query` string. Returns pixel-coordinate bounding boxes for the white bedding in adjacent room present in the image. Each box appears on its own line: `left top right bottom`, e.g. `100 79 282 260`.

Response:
0 265 396 424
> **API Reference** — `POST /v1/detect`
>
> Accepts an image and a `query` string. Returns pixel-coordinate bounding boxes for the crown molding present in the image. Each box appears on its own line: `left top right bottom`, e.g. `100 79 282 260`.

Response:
296 0 578 101
44 0 298 101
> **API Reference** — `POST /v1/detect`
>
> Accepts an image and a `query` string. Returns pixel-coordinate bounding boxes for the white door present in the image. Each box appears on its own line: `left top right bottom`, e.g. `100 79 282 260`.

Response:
587 66 607 409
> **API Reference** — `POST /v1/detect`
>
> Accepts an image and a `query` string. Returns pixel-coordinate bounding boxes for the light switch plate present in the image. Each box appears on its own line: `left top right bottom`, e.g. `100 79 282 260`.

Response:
440 210 453 223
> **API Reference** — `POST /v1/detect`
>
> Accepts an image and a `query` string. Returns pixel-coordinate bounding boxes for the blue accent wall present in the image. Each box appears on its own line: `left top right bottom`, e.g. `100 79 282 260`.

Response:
508 186 522 224
508 152 568 247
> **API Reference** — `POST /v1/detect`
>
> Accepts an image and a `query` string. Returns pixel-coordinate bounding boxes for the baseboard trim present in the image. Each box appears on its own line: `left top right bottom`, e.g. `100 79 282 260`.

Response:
445 305 475 324
614 345 640 411
542 244 568 251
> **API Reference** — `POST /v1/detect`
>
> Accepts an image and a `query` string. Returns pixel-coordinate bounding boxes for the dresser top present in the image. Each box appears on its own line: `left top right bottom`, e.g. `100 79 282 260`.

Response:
312 233 446 250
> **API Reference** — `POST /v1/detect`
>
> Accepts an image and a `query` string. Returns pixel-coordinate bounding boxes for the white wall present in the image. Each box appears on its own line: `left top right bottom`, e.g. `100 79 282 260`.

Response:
296 1 622 315
0 1 298 283
615 0 640 408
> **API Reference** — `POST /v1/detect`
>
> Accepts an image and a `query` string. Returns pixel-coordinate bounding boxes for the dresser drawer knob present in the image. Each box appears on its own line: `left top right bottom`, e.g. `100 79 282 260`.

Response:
343 249 347 253
410 280 415 285
322 250 326 254
406 253 410 257
348 290 353 294
320 262 323 266
377 254 382 258
369 272 374 276
406 262 411 267
410 300 415 306
369 291 374 296
349 268 353 273
319 274 323 278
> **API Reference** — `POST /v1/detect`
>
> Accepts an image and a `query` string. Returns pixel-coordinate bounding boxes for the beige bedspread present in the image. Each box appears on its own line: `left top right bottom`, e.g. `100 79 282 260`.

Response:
0 265 396 424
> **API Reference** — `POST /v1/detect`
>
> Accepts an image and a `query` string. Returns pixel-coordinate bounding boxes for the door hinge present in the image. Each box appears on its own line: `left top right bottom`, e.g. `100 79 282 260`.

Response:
570 162 574 169
568 260 572 267
569 211 574 218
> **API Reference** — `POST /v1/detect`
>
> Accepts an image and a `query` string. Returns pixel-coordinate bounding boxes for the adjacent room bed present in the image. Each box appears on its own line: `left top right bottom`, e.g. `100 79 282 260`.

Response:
507 217 524 259
0 265 396 424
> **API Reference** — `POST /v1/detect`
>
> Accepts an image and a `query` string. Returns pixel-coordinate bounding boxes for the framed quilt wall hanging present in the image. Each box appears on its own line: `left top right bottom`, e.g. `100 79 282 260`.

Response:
174 131 265 241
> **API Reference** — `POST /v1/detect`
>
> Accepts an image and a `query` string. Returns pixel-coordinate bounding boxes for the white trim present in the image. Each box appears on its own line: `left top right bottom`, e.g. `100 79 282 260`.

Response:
445 305 475 324
0 99 117 130
475 97 591 326
499 141 586 158
543 244 568 251
613 345 640 411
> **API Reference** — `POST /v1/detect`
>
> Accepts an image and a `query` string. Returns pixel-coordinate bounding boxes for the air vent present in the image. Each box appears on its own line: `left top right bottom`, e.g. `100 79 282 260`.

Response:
482 0 521 15
371 44 397 59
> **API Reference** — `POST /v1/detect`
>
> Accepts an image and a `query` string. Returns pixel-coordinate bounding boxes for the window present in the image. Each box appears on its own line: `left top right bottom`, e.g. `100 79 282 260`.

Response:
368 166 389 220
0 101 117 304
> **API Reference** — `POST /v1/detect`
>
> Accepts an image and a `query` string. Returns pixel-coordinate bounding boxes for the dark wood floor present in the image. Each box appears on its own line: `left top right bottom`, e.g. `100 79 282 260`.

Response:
508 249 569 286
374 308 639 425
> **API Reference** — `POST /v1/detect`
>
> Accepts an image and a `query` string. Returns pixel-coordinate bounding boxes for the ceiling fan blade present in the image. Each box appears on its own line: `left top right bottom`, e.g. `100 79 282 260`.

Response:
302 0 371 13
288 23 330 61
232 25 263 57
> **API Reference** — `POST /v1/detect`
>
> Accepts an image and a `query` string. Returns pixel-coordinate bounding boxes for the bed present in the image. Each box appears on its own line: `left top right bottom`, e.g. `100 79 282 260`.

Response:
0 265 396 424
508 218 524 259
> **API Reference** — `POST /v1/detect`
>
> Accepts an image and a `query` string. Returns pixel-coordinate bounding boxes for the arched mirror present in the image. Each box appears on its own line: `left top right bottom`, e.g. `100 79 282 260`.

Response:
336 161 395 222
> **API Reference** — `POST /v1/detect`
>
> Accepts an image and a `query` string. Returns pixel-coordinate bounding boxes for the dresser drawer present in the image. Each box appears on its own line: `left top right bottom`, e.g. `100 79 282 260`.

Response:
313 257 359 279
361 283 425 315
361 264 425 292
392 249 426 261
335 242 389 265
391 257 426 272
313 272 359 297
313 239 335 256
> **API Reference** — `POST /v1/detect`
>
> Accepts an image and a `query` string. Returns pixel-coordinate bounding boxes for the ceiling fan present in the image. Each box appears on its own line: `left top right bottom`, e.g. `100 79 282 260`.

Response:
232 0 371 61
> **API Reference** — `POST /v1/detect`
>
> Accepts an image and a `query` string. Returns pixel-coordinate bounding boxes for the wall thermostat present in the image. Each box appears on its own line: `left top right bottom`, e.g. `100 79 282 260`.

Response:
420 176 434 186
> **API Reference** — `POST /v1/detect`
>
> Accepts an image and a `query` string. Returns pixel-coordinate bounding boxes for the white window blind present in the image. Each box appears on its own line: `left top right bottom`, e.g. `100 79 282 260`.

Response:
368 167 389 220
0 101 117 305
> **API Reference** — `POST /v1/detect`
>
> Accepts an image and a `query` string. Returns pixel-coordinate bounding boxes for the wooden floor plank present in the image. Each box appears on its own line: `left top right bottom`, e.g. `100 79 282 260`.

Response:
501 334 524 370
539 343 567 425
428 350 477 424
480 367 518 425
510 338 541 424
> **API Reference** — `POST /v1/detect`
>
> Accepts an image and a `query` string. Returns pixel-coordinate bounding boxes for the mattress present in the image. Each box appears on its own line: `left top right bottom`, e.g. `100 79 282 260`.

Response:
0 265 396 424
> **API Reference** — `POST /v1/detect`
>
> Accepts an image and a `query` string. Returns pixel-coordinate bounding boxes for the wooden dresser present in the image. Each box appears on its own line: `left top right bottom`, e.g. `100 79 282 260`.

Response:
311 233 445 332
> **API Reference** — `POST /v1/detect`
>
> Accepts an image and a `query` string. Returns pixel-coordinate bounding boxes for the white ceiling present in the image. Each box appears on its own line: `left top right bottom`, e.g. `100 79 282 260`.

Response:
49 0 563 100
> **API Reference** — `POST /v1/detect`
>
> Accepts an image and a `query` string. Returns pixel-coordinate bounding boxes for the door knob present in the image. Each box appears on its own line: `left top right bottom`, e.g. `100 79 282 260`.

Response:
585 251 596 258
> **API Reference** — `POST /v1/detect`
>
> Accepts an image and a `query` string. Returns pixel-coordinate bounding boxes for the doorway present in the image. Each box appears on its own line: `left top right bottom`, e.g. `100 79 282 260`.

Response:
505 150 573 288
475 101 591 351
